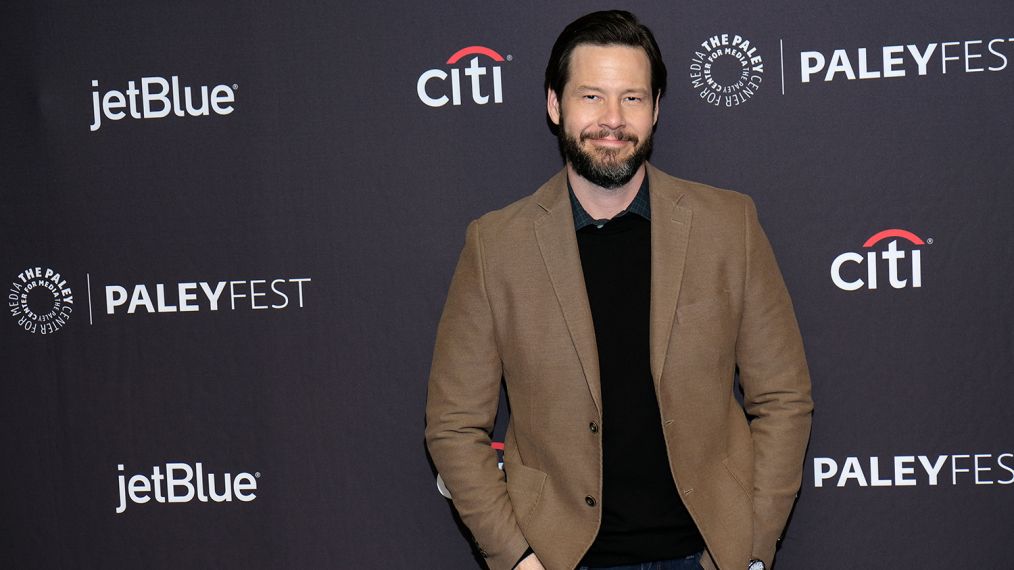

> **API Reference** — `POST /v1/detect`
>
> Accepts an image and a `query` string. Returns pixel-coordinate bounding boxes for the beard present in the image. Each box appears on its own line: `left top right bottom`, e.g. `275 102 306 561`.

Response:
557 122 653 190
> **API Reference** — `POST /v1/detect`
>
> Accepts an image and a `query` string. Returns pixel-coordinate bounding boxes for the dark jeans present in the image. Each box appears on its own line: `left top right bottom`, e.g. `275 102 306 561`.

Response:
578 550 704 570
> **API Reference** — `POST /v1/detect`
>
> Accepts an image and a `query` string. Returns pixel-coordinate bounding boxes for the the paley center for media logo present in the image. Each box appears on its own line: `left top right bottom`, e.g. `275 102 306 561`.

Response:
417 45 509 108
90 75 238 131
831 228 929 291
690 34 765 107
8 267 74 334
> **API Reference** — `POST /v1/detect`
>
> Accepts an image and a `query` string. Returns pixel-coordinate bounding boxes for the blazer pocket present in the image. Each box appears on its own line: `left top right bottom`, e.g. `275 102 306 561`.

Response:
504 462 548 525
676 291 731 325
721 446 755 499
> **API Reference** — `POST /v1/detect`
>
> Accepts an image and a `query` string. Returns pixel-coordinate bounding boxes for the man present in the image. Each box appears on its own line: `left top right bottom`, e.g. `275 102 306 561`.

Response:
425 10 812 570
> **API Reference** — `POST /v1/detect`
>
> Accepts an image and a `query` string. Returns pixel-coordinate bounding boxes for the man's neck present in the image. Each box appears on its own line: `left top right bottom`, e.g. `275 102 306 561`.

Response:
567 164 647 220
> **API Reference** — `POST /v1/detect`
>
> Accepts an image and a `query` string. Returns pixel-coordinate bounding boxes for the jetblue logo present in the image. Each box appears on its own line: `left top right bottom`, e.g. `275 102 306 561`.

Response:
90 76 236 131
116 462 259 514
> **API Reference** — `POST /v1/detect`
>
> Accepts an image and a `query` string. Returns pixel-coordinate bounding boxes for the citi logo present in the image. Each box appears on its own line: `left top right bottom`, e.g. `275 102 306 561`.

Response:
90 76 236 132
417 46 508 108
115 462 259 514
831 229 929 291
436 442 503 499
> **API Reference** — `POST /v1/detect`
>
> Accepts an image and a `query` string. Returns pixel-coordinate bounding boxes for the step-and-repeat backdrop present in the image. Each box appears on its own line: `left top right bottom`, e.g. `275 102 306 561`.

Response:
3 1 1012 568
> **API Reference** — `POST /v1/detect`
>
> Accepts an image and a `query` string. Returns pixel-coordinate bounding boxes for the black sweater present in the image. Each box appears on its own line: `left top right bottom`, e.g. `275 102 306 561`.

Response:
576 212 705 567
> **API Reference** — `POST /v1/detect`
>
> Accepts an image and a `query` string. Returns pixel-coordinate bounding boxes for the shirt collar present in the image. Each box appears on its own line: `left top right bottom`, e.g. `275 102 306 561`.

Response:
568 175 651 230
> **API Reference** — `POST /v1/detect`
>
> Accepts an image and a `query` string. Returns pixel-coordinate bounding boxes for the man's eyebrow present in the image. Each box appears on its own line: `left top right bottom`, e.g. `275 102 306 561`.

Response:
571 84 649 93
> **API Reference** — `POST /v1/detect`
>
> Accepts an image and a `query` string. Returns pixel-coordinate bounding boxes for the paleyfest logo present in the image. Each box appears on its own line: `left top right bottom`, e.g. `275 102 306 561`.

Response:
813 453 1014 488
417 45 509 108
690 34 765 107
8 267 74 335
799 37 1014 84
103 277 311 315
8 268 313 335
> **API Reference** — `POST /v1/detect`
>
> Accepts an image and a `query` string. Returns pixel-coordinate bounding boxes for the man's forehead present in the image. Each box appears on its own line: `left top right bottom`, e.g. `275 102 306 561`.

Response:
570 43 650 62
567 43 653 86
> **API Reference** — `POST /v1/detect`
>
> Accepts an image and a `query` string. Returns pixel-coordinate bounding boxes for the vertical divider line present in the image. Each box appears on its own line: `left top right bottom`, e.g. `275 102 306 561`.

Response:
780 39 786 95
87 273 93 325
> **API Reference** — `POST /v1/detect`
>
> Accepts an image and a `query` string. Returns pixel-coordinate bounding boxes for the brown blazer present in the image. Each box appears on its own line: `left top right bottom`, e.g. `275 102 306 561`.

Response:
425 164 813 570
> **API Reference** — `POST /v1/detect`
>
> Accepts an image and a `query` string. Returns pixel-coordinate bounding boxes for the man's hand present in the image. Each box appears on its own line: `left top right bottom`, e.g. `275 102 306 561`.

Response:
516 553 546 570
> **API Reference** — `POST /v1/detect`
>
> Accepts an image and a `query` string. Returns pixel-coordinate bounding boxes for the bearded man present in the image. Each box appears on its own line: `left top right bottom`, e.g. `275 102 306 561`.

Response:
425 10 813 570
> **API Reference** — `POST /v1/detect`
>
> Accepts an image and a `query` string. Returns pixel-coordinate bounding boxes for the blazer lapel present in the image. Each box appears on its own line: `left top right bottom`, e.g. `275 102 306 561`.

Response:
647 164 692 386
533 170 602 415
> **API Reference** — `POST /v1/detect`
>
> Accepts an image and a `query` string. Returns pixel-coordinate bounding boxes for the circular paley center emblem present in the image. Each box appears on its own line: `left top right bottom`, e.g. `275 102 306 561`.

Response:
690 34 765 107
9 267 74 334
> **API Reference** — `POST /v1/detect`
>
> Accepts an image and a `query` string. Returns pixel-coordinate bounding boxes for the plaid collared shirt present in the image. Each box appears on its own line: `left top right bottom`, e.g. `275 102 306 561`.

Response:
568 176 651 230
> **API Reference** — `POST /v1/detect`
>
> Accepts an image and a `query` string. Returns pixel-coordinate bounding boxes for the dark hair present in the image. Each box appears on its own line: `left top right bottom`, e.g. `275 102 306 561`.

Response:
545 10 667 104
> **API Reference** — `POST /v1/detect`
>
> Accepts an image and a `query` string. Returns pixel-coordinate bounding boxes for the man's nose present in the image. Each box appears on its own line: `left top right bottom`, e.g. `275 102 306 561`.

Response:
599 99 625 130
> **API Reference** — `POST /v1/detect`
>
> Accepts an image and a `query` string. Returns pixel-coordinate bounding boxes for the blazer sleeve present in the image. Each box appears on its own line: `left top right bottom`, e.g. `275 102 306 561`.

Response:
735 197 814 567
425 220 531 570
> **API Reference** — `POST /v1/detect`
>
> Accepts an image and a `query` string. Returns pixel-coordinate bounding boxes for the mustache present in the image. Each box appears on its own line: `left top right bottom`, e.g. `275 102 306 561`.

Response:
580 128 639 144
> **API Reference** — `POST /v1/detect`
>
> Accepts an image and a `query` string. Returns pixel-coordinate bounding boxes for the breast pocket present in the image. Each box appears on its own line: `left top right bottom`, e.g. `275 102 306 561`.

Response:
676 290 732 325
673 291 736 370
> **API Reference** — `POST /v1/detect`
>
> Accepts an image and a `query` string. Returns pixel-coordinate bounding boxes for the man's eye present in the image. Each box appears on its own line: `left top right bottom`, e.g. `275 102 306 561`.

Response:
583 95 599 101
625 97 642 102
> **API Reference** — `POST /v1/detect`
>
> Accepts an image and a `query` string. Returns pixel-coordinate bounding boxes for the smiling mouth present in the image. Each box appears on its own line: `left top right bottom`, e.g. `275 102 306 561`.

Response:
582 129 638 147
588 138 631 147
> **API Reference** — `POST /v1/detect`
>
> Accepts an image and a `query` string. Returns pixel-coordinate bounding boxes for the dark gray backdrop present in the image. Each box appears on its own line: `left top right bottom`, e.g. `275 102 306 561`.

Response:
3 1 1012 568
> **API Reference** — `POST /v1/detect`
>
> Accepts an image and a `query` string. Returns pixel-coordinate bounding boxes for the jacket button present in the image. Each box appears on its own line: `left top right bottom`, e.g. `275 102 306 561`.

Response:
589 421 598 433
585 495 597 507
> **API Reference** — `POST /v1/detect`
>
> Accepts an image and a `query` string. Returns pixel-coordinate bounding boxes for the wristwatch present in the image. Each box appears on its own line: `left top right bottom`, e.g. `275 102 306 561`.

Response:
747 560 766 570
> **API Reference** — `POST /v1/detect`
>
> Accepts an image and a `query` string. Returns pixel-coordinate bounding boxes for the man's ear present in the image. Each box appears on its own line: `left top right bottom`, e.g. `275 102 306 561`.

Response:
652 92 661 126
547 88 561 126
